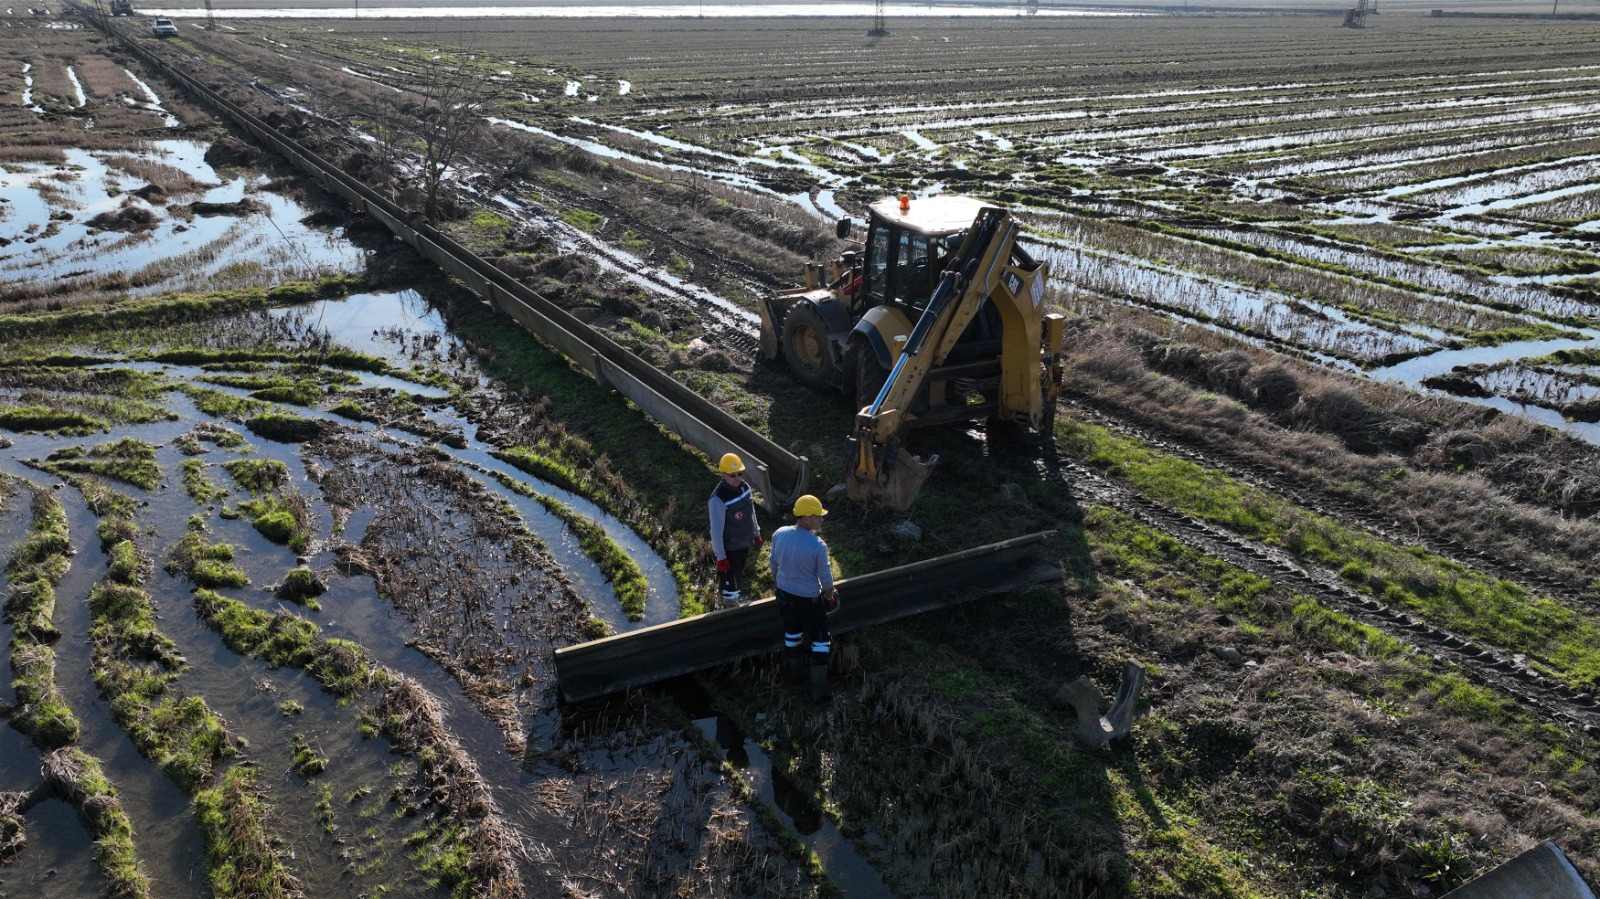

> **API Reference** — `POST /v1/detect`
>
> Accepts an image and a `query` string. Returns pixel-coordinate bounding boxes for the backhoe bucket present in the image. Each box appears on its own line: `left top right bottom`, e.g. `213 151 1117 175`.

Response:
846 449 938 511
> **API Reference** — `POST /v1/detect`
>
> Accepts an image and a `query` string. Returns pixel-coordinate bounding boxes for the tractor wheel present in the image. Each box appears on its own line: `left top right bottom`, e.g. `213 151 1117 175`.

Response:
847 338 890 411
782 303 838 390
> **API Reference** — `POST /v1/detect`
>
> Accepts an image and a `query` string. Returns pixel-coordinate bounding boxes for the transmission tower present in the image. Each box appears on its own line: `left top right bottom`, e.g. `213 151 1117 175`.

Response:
868 0 888 36
204 0 216 30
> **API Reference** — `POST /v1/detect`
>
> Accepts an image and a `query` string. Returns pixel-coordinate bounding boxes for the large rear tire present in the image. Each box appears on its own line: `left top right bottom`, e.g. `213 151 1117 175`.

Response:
782 303 839 390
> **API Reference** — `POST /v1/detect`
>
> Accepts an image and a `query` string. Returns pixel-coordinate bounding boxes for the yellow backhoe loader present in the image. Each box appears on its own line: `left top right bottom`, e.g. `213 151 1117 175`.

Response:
759 194 1066 510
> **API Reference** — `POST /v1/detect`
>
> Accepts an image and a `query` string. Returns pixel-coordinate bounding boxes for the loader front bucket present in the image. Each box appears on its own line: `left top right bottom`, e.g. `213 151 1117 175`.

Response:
846 446 938 511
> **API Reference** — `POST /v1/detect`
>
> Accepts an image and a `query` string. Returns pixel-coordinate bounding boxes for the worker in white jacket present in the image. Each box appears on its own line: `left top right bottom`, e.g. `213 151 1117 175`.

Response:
769 494 836 701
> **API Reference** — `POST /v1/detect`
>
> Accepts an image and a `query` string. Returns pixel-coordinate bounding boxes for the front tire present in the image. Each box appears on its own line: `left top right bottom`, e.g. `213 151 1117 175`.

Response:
782 303 839 390
847 337 890 411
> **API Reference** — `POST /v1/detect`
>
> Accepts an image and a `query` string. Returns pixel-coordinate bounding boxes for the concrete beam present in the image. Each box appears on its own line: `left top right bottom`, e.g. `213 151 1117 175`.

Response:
555 530 1059 702
1442 840 1596 899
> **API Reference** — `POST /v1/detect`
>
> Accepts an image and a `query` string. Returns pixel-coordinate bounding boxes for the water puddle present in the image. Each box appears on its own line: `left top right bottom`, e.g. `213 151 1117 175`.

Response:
1032 235 1433 365
0 140 366 300
65 65 85 108
1197 225 1595 321
20 63 43 116
265 290 679 626
119 68 179 128
48 491 208 899
8 800 105 898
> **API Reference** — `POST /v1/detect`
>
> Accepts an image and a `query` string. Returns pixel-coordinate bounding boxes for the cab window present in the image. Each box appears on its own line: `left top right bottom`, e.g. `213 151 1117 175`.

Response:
892 231 935 312
863 224 891 306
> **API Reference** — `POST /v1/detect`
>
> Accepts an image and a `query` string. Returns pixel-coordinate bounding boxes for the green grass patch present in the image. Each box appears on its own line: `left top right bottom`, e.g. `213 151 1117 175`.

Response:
193 589 376 697
11 644 81 749
251 381 325 406
151 344 390 374
48 747 151 899
236 493 310 552
1463 324 1587 347
559 208 604 233
180 458 226 504
0 405 107 435
194 766 300 899
6 488 70 642
290 733 327 777
222 458 288 495
168 516 249 588
244 412 326 443
181 385 269 419
405 818 474 898
38 437 161 490
277 565 325 609
492 447 587 498
539 494 648 620
7 488 79 747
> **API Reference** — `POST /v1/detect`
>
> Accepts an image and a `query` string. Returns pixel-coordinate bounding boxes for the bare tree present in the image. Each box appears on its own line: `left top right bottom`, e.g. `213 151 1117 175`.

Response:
408 51 508 221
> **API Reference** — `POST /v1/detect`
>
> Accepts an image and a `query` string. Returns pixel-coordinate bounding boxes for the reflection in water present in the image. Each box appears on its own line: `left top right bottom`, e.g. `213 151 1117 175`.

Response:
714 713 750 770
771 767 824 836
670 677 893 898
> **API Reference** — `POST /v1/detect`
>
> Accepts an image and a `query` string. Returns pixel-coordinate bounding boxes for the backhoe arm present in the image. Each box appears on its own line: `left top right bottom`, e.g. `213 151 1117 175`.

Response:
846 207 1027 510
858 207 1012 442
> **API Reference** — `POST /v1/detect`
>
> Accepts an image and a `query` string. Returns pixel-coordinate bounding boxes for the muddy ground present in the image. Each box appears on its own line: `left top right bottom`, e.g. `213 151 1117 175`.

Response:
2 6 1600 899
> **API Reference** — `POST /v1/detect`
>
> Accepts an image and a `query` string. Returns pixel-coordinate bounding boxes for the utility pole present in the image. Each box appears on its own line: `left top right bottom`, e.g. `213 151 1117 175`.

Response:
868 0 888 36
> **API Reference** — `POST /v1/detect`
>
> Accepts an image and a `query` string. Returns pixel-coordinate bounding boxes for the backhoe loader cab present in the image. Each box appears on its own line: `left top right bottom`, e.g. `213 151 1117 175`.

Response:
760 195 1067 510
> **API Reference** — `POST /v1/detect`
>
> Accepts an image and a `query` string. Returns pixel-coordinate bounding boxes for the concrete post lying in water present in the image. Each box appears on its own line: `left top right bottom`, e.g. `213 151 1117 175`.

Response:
1441 840 1596 899
1059 660 1145 747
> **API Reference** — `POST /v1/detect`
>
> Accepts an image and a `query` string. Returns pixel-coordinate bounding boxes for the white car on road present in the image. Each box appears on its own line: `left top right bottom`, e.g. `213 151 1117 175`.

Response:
151 17 178 35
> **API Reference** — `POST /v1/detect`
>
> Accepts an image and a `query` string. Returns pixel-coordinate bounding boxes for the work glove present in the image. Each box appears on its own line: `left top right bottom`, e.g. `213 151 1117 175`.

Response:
754 534 764 547
716 558 729 573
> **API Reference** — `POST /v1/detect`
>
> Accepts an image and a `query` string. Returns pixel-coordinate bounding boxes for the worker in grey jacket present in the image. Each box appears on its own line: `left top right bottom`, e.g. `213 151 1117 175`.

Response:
769 494 835 701
709 453 761 606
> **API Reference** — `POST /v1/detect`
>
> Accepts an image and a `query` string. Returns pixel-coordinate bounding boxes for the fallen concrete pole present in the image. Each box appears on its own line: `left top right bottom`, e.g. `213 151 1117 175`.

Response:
555 530 1059 702
1442 840 1596 899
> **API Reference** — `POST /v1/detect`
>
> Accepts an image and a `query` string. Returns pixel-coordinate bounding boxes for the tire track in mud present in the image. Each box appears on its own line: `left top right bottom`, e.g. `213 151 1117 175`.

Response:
488 187 769 360
1042 445 1600 736
1061 393 1595 604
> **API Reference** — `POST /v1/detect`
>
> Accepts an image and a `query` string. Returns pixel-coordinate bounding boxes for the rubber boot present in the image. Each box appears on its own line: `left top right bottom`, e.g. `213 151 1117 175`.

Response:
809 662 832 703
787 649 808 686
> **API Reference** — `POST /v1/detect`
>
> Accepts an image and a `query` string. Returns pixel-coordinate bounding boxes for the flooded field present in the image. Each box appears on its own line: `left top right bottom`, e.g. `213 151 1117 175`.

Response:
107 4 1598 441
6 6 1600 899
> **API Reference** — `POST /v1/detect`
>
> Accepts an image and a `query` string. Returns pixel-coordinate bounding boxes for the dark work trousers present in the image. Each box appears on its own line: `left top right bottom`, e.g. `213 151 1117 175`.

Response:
718 546 751 605
775 587 832 665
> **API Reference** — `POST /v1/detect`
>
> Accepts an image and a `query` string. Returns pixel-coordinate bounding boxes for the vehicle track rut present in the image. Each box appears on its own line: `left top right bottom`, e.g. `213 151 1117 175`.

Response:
1043 443 1600 735
1061 393 1594 603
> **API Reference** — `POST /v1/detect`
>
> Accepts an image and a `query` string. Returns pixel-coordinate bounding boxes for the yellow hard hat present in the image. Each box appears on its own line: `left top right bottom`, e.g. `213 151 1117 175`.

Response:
792 494 828 517
718 453 745 474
